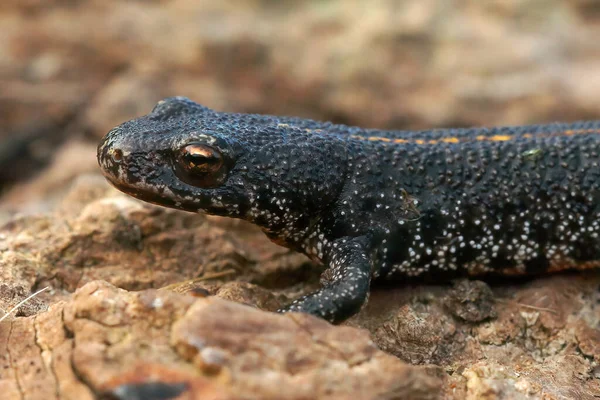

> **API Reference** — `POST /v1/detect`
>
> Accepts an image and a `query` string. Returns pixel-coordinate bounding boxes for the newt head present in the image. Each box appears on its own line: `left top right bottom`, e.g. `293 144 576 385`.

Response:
97 97 347 232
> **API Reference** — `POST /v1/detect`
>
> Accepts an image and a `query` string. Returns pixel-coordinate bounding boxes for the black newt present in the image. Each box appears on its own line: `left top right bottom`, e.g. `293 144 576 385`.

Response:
97 97 600 323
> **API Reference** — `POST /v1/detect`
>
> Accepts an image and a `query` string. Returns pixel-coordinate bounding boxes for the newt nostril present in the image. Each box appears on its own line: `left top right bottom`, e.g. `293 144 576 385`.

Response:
111 148 124 163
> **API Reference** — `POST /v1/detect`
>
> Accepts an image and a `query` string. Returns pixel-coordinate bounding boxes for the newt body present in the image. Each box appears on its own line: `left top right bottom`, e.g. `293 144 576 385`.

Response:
98 97 600 323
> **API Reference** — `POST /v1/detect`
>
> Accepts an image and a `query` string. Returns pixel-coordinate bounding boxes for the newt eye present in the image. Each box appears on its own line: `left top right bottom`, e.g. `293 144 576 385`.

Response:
179 144 223 173
175 143 227 187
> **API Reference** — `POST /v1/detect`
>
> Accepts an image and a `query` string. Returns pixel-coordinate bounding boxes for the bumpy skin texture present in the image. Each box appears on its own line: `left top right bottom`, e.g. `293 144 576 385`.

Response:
98 97 600 323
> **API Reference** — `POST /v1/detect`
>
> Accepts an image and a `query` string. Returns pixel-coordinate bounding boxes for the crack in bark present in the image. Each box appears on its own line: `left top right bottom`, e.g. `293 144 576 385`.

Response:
33 314 60 400
6 320 25 400
62 307 100 398
75 315 129 329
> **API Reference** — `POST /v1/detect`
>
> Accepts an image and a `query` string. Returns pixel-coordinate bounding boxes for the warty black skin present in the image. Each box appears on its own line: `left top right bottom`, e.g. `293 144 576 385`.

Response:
98 97 600 323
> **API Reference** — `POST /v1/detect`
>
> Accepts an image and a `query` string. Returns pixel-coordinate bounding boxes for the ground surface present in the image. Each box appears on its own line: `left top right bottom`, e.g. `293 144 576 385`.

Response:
1 1 600 399
0 177 598 399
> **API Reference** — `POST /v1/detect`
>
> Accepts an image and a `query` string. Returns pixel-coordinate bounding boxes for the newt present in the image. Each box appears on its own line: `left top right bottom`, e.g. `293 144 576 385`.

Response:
97 97 600 323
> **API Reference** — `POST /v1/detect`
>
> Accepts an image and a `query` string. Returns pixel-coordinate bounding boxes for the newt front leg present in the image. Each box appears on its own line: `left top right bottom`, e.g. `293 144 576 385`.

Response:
278 236 372 323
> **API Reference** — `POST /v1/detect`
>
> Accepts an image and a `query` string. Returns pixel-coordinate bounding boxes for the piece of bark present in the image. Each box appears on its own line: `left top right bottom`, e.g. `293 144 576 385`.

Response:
1 177 600 398
1 281 441 400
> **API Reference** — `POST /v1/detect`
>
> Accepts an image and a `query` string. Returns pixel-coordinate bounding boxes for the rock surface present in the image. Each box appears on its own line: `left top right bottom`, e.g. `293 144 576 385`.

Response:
2 279 441 400
0 179 599 399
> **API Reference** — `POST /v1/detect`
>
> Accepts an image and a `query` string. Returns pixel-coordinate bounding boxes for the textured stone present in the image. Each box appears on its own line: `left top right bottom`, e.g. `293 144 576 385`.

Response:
443 279 497 323
0 172 599 399
1 281 441 400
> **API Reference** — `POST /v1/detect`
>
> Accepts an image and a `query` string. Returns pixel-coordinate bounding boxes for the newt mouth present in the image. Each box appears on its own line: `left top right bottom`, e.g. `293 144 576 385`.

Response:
104 176 181 209
102 173 140 198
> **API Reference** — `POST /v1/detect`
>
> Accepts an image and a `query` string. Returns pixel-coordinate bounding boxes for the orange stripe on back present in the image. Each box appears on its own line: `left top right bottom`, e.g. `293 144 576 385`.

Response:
350 127 599 146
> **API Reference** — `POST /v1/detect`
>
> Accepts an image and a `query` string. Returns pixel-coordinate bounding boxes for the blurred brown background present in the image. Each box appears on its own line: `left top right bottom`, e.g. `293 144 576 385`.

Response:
1 0 600 206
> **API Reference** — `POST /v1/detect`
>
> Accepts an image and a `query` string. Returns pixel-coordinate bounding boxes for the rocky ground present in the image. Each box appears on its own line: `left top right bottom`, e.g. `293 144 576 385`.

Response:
1 1 599 399
0 176 599 399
